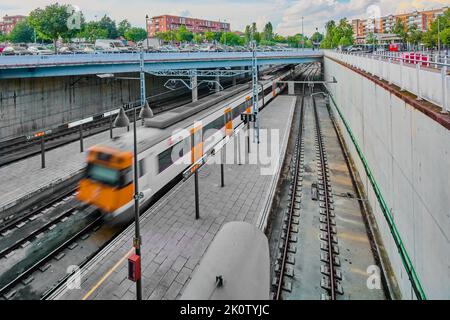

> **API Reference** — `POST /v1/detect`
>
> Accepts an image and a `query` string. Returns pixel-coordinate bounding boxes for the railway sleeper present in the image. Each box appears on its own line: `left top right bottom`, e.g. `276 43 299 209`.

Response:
320 216 336 225
320 242 340 254
319 196 334 203
320 277 344 295
284 216 300 225
319 223 337 234
320 265 343 280
319 232 338 244
319 203 335 210
319 208 335 217
320 252 341 267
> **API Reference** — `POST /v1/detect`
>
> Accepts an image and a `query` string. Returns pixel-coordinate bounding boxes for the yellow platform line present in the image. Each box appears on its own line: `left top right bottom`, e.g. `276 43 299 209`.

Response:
82 247 134 300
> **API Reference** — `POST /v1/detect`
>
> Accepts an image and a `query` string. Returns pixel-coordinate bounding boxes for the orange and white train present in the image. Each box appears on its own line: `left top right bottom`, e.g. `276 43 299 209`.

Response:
77 69 291 217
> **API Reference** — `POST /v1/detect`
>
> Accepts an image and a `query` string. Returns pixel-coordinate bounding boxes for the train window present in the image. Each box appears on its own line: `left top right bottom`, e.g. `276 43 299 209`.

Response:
157 139 189 174
96 152 112 162
87 164 119 186
120 168 133 187
138 159 146 178
203 117 225 140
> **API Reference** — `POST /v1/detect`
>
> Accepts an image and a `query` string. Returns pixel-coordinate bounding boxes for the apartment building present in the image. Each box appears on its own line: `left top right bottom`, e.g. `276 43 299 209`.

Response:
352 6 448 43
148 15 230 36
0 15 26 34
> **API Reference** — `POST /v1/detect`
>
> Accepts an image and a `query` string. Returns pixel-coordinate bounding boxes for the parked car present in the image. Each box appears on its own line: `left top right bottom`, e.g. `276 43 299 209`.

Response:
1 45 31 55
28 45 54 55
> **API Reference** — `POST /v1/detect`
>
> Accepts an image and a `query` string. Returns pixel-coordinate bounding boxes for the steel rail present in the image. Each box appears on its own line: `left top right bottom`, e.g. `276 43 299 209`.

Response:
312 95 336 300
274 96 304 300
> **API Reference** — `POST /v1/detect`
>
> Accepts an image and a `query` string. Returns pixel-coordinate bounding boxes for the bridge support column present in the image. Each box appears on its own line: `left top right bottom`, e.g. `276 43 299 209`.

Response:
191 75 198 102
288 82 295 95
215 75 221 93
232 76 237 86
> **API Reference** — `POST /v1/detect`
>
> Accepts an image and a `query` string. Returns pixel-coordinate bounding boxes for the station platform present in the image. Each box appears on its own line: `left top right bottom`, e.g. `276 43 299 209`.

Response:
51 95 297 300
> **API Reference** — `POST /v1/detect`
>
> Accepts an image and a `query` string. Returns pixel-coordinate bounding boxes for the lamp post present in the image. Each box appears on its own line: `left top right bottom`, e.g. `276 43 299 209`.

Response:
437 15 441 56
145 14 150 51
302 16 304 50
113 50 153 301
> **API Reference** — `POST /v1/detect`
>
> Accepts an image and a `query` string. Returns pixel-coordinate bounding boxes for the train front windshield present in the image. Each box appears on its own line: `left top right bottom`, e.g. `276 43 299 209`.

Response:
87 164 120 186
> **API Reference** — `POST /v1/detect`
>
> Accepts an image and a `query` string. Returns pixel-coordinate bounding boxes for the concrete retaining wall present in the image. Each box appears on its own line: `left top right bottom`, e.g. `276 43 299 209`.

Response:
324 54 450 299
0 74 179 140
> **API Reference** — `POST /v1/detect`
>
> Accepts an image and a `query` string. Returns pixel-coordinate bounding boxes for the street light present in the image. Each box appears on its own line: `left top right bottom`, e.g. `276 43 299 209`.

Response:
113 50 153 301
145 14 150 51
301 16 304 50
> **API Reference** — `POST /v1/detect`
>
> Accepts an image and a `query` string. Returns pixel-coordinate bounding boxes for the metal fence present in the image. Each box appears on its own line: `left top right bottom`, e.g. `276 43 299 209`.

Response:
0 50 323 69
326 50 450 112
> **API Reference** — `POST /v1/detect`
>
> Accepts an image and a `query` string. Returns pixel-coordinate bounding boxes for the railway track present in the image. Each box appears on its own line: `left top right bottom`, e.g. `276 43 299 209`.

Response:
312 95 343 300
273 96 305 300
0 210 102 299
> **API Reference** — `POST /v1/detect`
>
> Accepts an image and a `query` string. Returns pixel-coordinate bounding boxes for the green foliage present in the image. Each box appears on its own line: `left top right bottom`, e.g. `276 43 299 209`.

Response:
320 18 353 48
98 15 118 39
9 19 35 43
366 32 378 45
175 25 193 42
287 34 310 48
118 19 131 37
193 33 204 44
407 24 423 46
220 32 244 45
392 19 407 43
28 3 74 51
124 27 147 42
262 22 273 41
204 31 215 42
155 31 176 43
310 32 323 44
80 22 108 42
273 34 286 43
423 9 450 47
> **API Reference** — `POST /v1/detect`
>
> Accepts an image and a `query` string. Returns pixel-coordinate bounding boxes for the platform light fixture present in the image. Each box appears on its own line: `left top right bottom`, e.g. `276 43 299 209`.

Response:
111 49 153 300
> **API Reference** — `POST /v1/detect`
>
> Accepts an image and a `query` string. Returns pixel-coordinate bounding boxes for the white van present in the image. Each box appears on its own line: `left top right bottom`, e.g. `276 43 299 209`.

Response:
94 39 130 53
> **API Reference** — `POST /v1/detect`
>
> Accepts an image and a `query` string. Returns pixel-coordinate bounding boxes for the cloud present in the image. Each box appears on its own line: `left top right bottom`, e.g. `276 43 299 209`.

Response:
275 0 449 36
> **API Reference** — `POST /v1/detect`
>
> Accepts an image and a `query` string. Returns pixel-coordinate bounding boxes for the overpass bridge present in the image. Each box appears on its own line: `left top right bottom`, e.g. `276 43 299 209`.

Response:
0 50 323 79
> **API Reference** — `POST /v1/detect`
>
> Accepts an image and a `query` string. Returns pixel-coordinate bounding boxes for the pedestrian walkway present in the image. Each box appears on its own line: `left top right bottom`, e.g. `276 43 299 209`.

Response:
53 95 297 300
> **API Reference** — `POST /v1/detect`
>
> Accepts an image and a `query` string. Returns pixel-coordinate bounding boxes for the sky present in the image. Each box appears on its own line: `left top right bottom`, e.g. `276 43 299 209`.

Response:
0 0 449 36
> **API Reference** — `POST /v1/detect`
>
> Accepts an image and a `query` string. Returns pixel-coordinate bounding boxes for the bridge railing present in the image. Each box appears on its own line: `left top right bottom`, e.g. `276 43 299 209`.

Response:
0 50 322 69
325 50 450 113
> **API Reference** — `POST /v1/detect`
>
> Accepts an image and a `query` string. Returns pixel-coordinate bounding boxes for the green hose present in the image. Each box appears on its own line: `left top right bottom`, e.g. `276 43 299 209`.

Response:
325 86 427 300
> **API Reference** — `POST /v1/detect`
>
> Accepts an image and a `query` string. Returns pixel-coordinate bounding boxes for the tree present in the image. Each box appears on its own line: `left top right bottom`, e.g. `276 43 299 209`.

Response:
407 24 423 48
98 15 118 39
9 19 35 43
118 19 131 37
175 25 193 42
193 33 204 44
80 21 108 42
220 32 244 46
423 9 450 48
124 27 147 42
366 32 378 45
310 31 323 44
392 19 407 43
320 18 353 49
273 34 286 43
244 25 251 44
29 3 74 53
156 31 176 43
204 31 215 42
262 22 273 41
